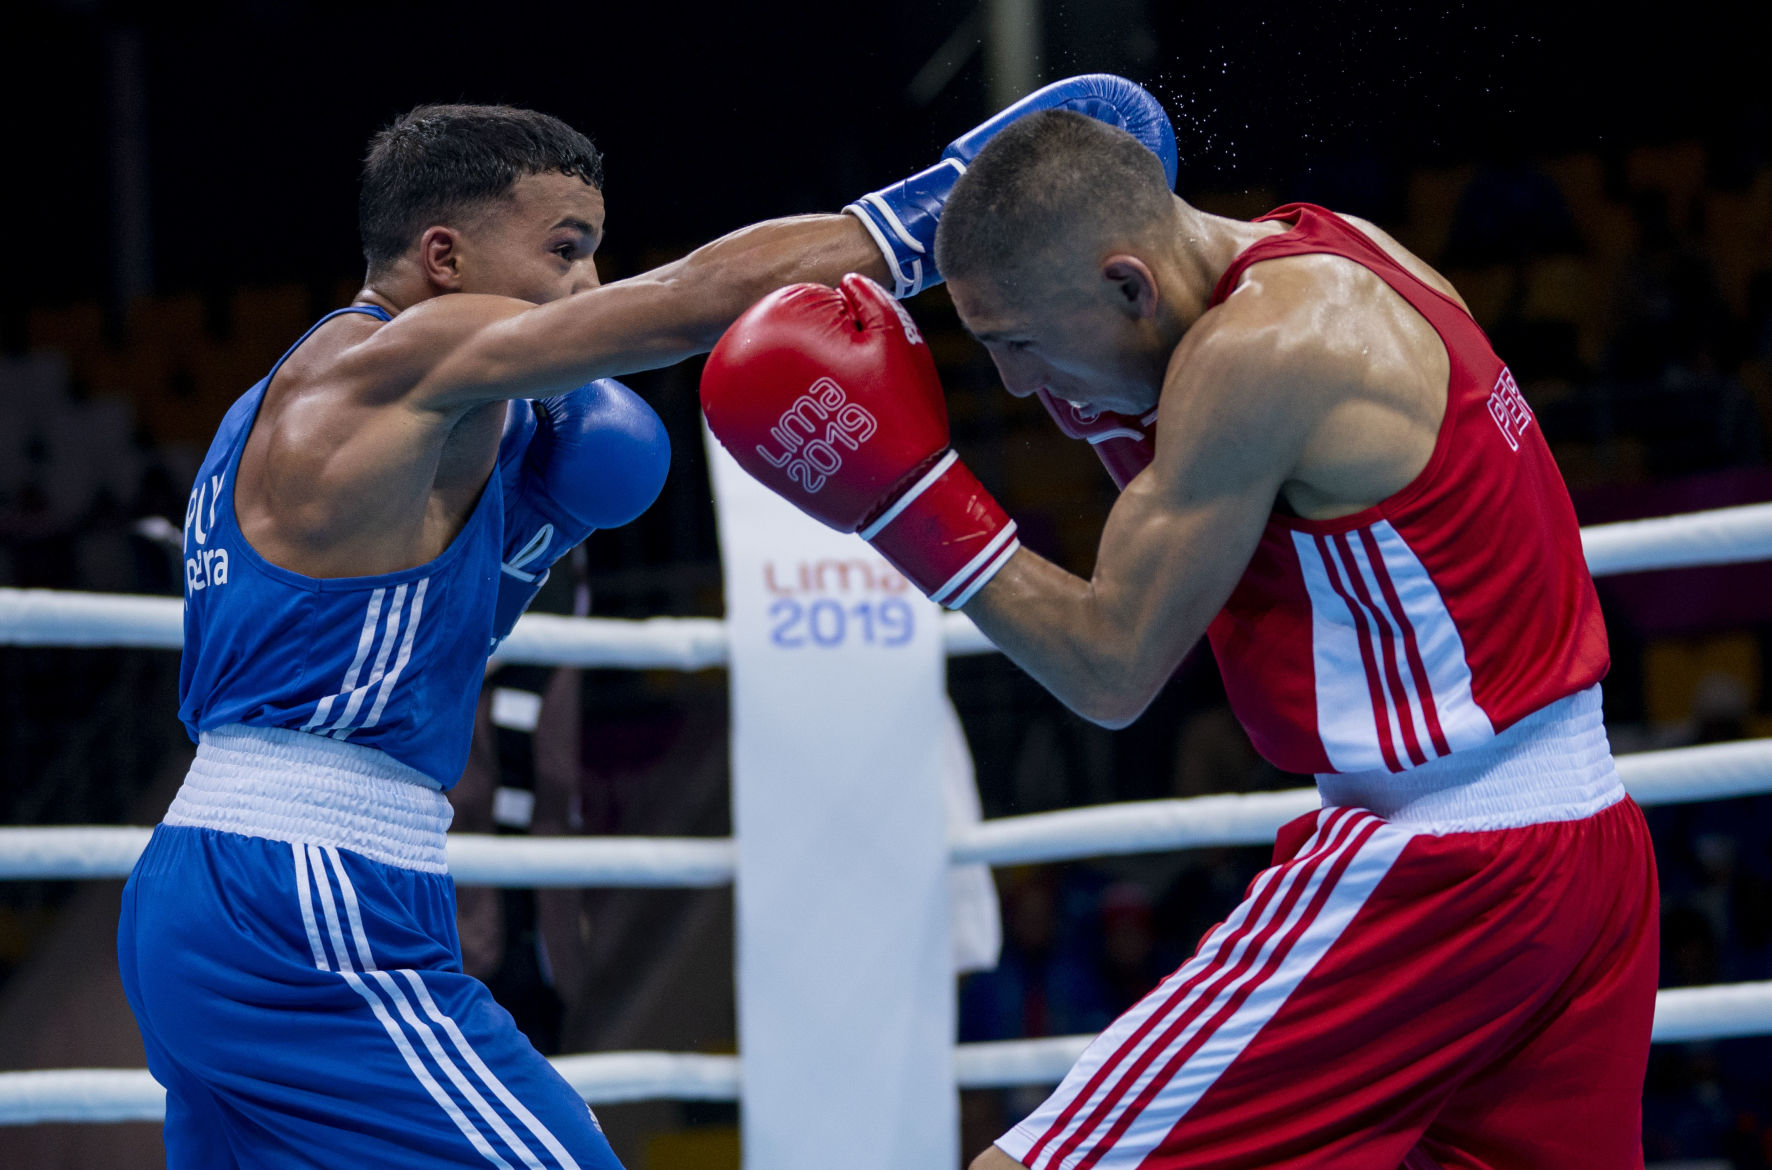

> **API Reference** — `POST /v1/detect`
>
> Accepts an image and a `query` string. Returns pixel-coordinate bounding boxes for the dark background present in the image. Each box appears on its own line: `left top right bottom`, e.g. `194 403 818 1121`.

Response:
4 0 1766 305
4 1 1772 1167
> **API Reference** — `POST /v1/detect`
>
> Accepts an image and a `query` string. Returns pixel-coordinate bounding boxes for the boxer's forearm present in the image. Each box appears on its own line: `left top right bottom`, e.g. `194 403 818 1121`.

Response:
959 457 1268 730
962 548 1165 730
515 213 887 378
635 213 892 353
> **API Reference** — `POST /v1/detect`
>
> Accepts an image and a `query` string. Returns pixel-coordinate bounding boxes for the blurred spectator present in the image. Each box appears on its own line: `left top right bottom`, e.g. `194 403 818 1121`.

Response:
1643 1045 1737 1162
1665 905 1720 989
1605 189 1731 382
1745 270 1772 365
1097 881 1172 1015
1170 704 1291 798
960 867 1114 1045
1443 138 1583 268
1694 670 1754 746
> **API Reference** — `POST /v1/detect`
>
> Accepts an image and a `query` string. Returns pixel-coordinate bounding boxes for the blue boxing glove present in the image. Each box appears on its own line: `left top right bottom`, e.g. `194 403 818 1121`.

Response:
490 379 671 645
845 74 1179 299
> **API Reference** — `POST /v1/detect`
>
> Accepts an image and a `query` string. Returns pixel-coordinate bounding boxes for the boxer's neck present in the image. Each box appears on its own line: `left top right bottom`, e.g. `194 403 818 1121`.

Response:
352 259 434 317
1164 199 1293 332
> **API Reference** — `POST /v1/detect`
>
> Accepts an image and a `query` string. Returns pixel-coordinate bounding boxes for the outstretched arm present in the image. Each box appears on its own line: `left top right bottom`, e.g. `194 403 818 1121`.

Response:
355 74 1179 413
372 214 888 410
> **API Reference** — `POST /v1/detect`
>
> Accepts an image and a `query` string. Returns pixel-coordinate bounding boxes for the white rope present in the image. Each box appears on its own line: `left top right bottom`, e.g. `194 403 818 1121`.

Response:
0 588 996 664
445 835 734 887
0 1069 165 1124
0 827 734 886
953 789 1318 866
491 612 730 670
4 739 1767 882
1649 980 1772 1044
949 980 1772 1089
3 501 1765 665
0 589 183 649
952 738 1772 866
8 980 1770 1124
0 1050 743 1125
0 827 155 879
1581 501 1772 576
954 1035 1093 1090
545 1051 739 1104
1615 737 1772 805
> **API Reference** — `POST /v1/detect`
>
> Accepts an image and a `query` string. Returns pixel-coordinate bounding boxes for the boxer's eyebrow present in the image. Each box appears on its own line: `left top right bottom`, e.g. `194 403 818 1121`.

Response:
552 217 601 246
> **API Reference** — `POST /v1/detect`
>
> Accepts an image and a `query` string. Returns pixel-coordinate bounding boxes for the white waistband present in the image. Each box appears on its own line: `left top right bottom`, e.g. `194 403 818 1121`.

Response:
164 724 453 872
1315 684 1624 833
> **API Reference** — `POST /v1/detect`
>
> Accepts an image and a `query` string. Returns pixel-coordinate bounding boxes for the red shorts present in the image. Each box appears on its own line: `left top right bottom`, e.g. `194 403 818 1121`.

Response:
997 797 1659 1170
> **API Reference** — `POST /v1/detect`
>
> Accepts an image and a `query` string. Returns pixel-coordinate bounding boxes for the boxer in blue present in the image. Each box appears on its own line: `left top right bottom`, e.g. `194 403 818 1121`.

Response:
118 87 1175 1168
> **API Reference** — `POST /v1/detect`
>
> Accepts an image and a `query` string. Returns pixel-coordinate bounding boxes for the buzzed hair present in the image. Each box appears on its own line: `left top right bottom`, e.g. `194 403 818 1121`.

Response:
359 103 604 272
935 109 1175 288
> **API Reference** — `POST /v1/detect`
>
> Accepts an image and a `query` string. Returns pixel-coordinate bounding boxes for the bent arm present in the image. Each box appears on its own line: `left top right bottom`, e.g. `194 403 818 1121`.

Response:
961 334 1308 728
378 214 889 410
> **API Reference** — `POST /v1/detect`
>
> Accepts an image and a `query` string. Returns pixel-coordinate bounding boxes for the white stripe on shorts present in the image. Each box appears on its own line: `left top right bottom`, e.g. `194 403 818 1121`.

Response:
320 846 550 1170
291 843 513 1169
1001 808 1413 1170
292 843 582 1169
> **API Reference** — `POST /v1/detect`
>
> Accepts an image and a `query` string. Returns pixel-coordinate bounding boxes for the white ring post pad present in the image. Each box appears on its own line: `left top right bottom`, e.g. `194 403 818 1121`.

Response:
705 429 961 1170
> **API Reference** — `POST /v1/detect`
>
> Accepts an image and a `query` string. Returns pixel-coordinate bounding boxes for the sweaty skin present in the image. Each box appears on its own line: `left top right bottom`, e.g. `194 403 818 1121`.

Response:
237 171 886 579
950 198 1471 744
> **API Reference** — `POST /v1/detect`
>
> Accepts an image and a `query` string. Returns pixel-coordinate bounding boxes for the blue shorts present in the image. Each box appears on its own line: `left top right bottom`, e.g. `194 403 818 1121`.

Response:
118 822 622 1169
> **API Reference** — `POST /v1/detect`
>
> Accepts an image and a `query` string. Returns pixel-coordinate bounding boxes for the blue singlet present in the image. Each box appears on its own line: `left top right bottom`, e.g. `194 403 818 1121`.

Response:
176 306 504 789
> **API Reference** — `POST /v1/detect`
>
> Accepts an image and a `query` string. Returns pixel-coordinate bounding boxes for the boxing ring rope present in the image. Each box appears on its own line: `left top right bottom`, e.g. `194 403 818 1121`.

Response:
6 500 1770 664
951 736 1772 865
0 585 994 664
11 977 1772 1123
2 499 1771 1124
2 738 1770 882
0 827 740 886
0 1052 747 1124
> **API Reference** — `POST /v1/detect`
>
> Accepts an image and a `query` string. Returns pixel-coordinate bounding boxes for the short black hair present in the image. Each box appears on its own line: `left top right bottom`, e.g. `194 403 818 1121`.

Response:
935 109 1174 289
359 103 604 271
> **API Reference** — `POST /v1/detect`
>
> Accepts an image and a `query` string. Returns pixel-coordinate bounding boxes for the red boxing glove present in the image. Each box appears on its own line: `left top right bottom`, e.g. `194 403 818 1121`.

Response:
1034 388 1158 491
702 274 1020 609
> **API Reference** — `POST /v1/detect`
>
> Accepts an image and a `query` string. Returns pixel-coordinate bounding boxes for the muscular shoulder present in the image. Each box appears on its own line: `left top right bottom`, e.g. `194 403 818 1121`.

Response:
1151 293 1332 492
288 294 530 411
1333 213 1471 313
1196 222 1466 399
1172 216 1459 517
1157 238 1451 494
1171 260 1372 414
243 297 522 558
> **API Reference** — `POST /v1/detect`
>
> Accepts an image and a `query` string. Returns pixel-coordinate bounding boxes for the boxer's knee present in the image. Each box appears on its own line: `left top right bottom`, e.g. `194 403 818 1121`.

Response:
970 1145 1027 1170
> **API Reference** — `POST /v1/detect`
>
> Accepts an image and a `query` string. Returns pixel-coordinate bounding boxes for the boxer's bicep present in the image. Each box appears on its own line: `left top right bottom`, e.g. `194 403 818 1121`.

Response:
329 293 536 413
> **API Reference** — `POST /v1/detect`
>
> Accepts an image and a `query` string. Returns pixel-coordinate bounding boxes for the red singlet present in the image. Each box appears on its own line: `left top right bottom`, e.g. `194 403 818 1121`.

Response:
1205 204 1608 777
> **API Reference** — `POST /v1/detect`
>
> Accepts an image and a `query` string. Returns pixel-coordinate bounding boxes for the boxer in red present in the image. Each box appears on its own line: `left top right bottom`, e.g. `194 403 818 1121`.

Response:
700 110 1659 1169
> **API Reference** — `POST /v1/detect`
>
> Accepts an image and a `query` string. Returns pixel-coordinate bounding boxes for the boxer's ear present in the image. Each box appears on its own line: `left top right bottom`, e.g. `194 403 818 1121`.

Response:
416 225 466 293
1101 255 1159 320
